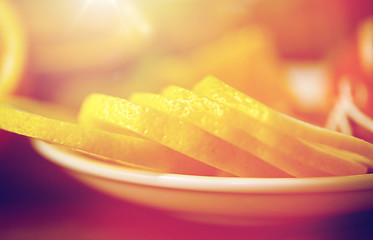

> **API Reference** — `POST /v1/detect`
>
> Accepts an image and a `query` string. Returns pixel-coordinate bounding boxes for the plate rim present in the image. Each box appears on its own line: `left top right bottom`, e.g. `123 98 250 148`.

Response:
31 139 373 194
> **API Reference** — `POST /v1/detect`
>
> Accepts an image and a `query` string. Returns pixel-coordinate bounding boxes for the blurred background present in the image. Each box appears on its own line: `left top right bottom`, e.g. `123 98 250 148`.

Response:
2 0 372 138
0 0 373 239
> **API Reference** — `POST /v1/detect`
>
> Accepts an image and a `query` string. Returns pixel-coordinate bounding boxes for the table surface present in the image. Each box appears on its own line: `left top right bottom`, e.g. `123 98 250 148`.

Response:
1 132 373 240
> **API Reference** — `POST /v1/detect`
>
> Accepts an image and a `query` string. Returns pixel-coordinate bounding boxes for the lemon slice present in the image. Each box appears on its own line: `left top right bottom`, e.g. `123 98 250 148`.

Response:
130 92 309 177
79 93 290 177
194 76 373 163
0 0 26 95
161 86 369 175
0 97 223 176
131 89 367 177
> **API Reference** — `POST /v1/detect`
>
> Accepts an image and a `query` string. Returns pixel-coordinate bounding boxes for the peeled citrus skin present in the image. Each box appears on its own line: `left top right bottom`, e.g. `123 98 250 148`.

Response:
79 93 291 178
0 0 26 96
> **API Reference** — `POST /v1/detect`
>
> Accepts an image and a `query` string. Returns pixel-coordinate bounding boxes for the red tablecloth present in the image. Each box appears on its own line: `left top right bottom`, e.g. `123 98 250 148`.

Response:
1 133 373 240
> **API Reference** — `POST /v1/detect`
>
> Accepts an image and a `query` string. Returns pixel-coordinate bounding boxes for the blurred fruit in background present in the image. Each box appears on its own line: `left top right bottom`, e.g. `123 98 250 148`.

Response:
0 0 27 96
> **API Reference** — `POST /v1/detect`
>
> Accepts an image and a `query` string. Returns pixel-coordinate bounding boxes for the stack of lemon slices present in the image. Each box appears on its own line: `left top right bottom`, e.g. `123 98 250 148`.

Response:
1 74 372 177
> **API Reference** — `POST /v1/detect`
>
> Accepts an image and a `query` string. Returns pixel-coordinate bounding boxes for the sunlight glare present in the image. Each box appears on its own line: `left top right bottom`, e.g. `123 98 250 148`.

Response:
69 0 152 36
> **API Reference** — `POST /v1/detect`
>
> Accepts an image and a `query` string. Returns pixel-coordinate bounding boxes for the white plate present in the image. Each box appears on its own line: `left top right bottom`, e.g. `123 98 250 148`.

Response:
32 139 373 225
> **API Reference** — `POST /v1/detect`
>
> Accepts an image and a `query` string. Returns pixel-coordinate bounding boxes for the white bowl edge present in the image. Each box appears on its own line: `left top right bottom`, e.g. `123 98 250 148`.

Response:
31 139 373 194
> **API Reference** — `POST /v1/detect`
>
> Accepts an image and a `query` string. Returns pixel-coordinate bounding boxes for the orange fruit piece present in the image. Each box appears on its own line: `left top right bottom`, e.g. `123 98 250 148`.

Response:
131 88 366 177
193 75 373 171
0 0 26 95
187 26 290 111
79 93 290 177
0 97 222 176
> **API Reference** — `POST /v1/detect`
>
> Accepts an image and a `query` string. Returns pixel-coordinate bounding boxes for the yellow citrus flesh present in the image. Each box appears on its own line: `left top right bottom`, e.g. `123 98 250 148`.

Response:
79 93 291 177
194 76 373 168
132 92 302 178
131 88 367 177
0 0 26 95
0 98 224 176
1 96 76 123
130 92 306 177
164 87 369 176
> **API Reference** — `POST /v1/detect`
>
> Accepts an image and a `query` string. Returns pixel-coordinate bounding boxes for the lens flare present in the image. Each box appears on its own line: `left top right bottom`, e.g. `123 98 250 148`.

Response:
69 0 151 36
